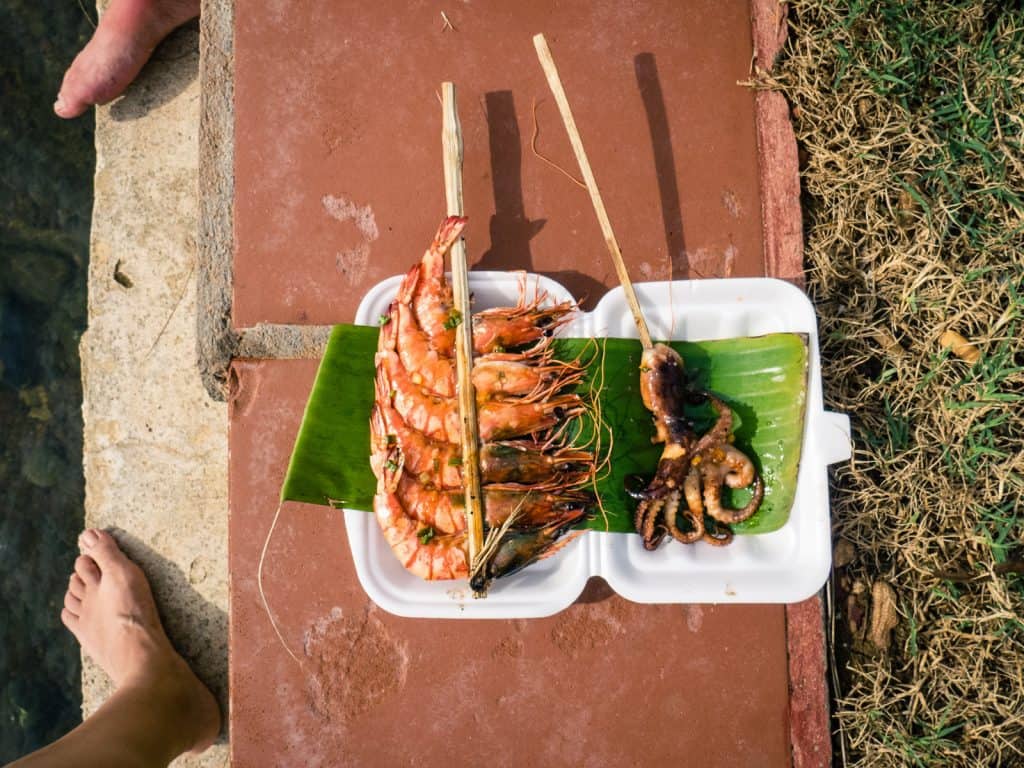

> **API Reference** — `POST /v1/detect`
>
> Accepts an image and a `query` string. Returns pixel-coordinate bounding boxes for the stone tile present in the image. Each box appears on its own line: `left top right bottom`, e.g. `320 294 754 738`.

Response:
229 359 791 767
83 19 229 768
232 0 765 326
224 2 828 765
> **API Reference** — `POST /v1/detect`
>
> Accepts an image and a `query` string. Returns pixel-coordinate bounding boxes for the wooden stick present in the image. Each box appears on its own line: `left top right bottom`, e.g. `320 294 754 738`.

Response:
441 82 486 585
532 33 653 350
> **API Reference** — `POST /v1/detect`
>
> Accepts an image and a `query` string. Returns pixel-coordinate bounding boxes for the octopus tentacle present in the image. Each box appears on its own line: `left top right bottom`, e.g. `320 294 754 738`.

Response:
690 393 733 456
701 458 764 525
702 517 734 546
630 344 763 549
636 497 667 550
665 484 703 544
721 444 758 489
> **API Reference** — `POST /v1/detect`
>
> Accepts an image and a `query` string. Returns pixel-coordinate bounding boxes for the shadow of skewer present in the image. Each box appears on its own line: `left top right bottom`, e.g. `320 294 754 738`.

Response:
635 53 688 282
477 90 545 274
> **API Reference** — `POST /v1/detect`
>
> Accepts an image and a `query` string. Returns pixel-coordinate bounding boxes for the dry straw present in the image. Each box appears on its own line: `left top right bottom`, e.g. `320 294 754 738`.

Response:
759 1 1024 765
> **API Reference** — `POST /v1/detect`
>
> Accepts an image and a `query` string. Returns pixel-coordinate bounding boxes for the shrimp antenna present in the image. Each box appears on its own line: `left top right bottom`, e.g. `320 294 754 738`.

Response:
469 494 529 594
533 33 654 351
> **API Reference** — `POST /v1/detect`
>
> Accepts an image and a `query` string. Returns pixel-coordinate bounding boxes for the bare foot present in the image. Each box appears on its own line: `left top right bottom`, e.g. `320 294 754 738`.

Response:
55 0 200 118
61 528 221 754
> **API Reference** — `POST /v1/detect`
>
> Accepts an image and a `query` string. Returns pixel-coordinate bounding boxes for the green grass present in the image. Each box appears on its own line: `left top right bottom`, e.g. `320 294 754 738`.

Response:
773 1 1024 765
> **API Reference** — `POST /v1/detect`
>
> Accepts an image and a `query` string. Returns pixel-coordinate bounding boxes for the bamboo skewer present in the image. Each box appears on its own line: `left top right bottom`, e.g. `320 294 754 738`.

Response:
532 33 654 350
441 82 486 588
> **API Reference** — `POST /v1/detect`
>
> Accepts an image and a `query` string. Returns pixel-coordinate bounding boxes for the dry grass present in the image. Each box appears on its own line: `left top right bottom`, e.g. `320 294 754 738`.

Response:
761 2 1024 765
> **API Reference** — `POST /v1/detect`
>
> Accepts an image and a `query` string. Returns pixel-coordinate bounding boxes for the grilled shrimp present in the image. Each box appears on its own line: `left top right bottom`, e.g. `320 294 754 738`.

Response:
372 403 462 488
394 297 457 398
483 487 594 528
472 294 576 354
471 357 586 400
479 441 594 486
478 394 585 441
374 491 468 580
400 215 467 356
394 475 465 534
377 355 461 444
469 510 586 592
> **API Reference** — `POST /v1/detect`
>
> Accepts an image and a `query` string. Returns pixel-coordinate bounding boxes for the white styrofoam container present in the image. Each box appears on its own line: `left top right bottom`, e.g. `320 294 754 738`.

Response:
348 274 851 618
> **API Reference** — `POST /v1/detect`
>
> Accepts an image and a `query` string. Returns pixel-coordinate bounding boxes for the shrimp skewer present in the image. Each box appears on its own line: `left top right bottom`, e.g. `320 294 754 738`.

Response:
370 215 597 584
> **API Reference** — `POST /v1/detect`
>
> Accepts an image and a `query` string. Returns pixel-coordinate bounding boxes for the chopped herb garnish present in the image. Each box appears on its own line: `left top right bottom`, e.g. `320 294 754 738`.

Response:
378 314 391 325
447 455 463 466
385 434 397 445
417 526 436 545
385 459 399 472
443 309 463 330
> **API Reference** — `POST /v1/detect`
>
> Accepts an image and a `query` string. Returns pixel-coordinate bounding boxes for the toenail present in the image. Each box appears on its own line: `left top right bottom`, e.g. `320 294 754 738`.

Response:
80 529 99 548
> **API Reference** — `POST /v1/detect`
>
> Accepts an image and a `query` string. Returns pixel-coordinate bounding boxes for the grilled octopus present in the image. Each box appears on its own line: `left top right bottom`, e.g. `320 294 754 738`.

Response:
631 343 764 549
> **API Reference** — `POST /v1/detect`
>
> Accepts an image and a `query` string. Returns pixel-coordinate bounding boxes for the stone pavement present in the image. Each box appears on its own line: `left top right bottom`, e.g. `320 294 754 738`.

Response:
81 7 228 768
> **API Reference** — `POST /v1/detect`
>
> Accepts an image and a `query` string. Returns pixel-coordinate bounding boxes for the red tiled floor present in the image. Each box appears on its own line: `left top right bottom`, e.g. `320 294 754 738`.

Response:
233 0 765 327
229 1 827 764
229 359 792 767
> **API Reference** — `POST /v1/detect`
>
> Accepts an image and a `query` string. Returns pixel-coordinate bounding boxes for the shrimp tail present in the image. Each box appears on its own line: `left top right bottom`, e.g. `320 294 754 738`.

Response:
397 263 421 304
434 215 468 252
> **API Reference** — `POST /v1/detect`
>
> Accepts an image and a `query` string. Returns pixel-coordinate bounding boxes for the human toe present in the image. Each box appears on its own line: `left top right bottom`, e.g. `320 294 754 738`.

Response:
78 528 100 548
75 554 101 585
54 0 200 120
79 528 129 571
69 572 87 599
61 607 79 632
64 590 82 616
54 47 114 118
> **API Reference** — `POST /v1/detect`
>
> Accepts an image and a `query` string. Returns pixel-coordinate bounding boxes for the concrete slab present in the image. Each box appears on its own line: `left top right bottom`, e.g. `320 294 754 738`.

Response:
229 358 792 767
81 13 229 768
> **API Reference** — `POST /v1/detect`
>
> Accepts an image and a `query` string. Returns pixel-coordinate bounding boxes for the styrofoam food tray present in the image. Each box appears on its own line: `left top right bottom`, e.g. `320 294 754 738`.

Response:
347 274 851 618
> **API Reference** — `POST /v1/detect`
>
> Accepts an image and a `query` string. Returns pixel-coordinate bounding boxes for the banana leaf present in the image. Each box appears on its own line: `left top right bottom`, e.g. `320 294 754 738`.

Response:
281 324 807 534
